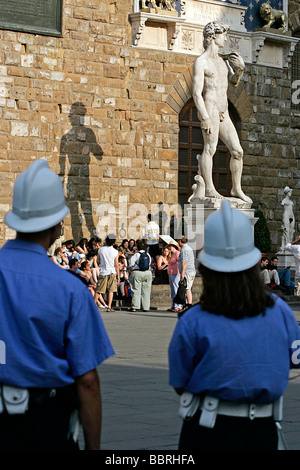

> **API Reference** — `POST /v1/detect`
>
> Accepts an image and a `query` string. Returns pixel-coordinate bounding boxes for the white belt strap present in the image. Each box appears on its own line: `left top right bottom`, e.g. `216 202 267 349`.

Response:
199 395 282 428
215 400 273 419
178 392 286 450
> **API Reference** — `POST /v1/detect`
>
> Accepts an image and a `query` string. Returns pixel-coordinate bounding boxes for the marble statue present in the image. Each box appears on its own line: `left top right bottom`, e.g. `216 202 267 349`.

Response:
141 0 176 11
260 3 287 32
280 186 295 251
163 0 176 11
192 21 252 204
187 174 206 203
141 0 158 9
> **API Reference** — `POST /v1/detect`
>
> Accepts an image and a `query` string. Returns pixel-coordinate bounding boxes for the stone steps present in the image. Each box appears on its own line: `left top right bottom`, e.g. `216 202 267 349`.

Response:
150 276 203 309
111 277 299 311
111 276 203 310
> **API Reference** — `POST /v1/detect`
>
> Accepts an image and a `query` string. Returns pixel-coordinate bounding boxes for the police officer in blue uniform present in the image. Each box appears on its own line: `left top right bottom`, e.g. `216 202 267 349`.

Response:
0 159 114 450
169 200 300 450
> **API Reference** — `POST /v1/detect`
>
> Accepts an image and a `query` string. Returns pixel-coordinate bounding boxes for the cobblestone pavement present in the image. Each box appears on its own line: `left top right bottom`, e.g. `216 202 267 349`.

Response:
79 302 300 451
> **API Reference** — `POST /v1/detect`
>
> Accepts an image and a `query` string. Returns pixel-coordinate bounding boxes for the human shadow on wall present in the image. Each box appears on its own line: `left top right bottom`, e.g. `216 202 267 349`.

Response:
59 102 103 241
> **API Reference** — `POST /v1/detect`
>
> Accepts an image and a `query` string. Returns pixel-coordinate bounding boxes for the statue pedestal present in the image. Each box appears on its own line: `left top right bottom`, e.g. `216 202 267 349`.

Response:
184 197 257 256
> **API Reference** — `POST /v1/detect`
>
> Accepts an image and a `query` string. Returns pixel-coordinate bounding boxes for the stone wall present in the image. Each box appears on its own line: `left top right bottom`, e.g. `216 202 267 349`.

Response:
241 63 300 248
0 0 195 243
0 0 299 252
289 0 300 28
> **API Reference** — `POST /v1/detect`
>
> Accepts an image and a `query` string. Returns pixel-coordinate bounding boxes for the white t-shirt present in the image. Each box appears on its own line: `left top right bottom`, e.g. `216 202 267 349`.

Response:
285 243 300 278
143 221 159 245
98 246 118 275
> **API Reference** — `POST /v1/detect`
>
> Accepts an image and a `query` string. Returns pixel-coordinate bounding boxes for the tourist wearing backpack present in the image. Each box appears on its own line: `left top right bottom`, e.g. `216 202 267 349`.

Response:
127 239 152 312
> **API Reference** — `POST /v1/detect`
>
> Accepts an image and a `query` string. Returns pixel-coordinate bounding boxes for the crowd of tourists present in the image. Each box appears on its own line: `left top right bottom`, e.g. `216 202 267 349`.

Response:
49 236 136 309
49 229 197 314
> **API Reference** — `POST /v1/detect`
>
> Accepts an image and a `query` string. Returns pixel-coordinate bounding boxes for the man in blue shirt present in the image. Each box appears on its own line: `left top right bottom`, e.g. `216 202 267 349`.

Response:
0 159 114 450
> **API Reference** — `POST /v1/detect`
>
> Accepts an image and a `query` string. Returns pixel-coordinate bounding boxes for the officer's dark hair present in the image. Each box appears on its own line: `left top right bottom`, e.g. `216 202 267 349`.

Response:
198 263 275 320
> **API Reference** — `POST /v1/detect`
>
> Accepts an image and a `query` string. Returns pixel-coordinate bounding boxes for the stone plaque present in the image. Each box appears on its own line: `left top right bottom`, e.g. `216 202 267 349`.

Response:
184 0 247 33
0 0 62 37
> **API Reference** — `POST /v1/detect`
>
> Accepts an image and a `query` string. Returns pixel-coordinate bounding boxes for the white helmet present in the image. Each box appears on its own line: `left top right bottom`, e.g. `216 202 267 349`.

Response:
198 199 261 272
4 159 69 233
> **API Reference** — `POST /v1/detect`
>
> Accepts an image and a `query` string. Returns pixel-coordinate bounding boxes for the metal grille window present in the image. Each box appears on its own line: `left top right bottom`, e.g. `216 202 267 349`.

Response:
292 30 300 112
178 99 233 207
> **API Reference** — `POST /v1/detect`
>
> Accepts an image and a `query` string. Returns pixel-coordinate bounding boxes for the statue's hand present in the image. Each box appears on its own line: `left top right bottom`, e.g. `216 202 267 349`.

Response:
201 118 212 134
228 52 245 71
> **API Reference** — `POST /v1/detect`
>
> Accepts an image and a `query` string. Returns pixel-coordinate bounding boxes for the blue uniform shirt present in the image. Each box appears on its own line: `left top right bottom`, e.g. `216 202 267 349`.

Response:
169 297 300 404
0 239 114 388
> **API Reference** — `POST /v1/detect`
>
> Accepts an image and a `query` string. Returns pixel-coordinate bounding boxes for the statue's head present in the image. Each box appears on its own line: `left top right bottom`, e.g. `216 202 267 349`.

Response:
69 101 87 125
260 3 272 17
203 21 230 49
284 186 292 195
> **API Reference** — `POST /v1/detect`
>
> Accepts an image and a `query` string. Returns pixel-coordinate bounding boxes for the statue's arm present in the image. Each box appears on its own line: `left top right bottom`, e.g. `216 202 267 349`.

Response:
226 52 245 86
88 129 103 161
193 58 211 134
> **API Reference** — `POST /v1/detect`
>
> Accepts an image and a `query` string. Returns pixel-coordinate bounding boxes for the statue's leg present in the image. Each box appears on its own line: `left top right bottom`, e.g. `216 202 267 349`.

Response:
200 125 224 199
219 115 252 204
